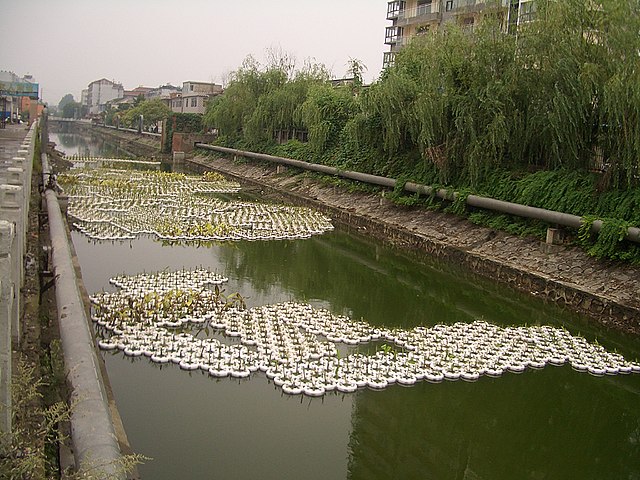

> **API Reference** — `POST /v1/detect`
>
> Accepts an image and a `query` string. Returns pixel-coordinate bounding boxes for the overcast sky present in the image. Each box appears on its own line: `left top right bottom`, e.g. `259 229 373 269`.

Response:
1 0 389 106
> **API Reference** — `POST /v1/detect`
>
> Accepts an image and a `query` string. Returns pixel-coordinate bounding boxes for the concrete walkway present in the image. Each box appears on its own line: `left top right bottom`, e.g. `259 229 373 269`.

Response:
0 122 35 434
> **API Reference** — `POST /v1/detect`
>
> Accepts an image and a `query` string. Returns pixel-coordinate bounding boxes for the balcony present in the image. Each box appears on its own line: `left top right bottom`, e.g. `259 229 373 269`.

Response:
383 51 396 69
385 26 403 45
453 0 486 15
387 1 406 19
395 3 442 27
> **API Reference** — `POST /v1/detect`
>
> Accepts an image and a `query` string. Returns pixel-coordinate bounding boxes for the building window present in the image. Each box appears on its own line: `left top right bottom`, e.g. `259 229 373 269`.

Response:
191 97 197 107
417 0 432 16
383 51 396 69
416 24 430 35
385 26 403 44
387 1 405 19
462 17 474 33
190 84 194 91
520 1 535 23
446 0 454 11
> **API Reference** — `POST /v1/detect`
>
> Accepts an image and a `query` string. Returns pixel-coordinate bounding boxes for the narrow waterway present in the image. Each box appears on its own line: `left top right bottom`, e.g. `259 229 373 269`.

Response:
51 130 640 480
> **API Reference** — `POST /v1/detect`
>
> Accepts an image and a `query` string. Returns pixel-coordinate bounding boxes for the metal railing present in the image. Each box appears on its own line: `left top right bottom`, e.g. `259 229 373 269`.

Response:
41 149 125 478
399 2 437 19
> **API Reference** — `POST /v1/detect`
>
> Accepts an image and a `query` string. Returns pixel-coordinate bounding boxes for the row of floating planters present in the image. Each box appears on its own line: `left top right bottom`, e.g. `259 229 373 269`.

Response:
63 154 161 166
91 269 640 397
58 167 334 242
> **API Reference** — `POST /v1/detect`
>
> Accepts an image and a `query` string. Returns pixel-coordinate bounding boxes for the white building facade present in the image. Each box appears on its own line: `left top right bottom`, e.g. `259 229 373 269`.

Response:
86 78 124 115
171 81 223 114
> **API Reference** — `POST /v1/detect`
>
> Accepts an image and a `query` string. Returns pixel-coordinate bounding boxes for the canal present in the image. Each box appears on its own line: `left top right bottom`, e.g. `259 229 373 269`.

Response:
50 130 640 480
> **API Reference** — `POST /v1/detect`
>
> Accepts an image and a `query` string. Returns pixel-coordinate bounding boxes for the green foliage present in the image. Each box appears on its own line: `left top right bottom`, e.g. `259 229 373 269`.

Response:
579 216 640 263
122 99 171 129
194 5 640 261
0 359 66 478
163 113 204 153
204 55 329 149
272 139 311 160
61 101 81 119
173 113 203 133
355 0 640 189
57 94 75 111
468 212 548 238
300 84 358 158
203 55 288 142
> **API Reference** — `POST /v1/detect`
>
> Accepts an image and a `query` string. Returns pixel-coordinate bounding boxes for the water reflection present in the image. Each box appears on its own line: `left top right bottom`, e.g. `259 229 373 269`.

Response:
348 369 640 480
49 130 132 158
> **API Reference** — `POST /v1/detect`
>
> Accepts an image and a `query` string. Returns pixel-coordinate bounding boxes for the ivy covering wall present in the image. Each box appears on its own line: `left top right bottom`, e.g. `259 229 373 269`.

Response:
163 113 205 153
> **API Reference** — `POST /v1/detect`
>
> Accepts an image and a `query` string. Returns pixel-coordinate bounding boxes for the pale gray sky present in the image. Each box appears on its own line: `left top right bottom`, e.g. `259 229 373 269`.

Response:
1 0 389 106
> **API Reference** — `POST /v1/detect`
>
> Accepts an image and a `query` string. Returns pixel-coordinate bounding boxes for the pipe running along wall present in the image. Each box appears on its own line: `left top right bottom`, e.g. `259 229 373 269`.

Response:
195 144 640 244
41 150 124 478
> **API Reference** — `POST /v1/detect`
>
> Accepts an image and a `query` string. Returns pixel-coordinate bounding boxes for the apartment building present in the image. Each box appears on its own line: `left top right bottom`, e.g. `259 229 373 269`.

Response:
147 84 181 108
86 78 124 115
124 86 154 100
384 0 533 67
171 81 223 114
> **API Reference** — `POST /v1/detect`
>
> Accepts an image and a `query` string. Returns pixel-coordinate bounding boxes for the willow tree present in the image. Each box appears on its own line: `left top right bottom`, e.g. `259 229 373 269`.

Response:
243 61 330 147
358 0 639 189
299 84 359 162
596 0 640 189
360 3 518 185
204 55 289 143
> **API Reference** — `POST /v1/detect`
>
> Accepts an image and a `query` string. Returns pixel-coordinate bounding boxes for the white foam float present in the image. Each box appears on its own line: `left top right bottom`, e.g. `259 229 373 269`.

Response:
57 167 333 243
91 269 640 398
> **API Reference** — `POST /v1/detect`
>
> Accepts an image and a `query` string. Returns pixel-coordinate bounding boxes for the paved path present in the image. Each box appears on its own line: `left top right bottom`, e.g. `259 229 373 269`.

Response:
0 123 28 159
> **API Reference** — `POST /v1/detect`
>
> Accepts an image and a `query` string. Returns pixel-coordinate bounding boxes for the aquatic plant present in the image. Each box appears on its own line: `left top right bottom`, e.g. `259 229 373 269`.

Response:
57 167 333 243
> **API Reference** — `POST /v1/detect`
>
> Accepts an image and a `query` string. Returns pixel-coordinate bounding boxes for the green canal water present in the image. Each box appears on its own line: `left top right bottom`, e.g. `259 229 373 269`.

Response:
53 132 640 480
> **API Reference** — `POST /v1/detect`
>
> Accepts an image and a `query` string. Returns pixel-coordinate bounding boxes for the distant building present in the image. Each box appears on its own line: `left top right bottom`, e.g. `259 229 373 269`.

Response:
0 71 40 124
147 84 182 108
169 92 183 111
86 78 124 115
20 96 45 119
106 96 136 110
171 81 223 114
124 86 154 101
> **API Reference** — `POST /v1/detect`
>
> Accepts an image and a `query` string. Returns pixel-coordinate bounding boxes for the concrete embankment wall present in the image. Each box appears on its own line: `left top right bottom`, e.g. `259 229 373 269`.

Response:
1 118 130 475
54 121 161 158
41 148 125 478
0 122 37 434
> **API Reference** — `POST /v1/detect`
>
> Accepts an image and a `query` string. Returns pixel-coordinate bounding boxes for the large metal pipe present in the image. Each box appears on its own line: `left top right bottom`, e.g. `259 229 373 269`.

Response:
196 143 640 243
197 144 397 187
41 152 124 478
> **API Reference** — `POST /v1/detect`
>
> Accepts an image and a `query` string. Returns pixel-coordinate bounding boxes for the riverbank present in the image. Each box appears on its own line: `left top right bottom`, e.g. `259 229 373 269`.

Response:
71 125 640 334
184 153 640 335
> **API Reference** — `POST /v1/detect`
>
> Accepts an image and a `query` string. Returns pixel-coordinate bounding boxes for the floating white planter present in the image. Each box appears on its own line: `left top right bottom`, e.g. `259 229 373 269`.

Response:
57 167 334 243
92 268 640 398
